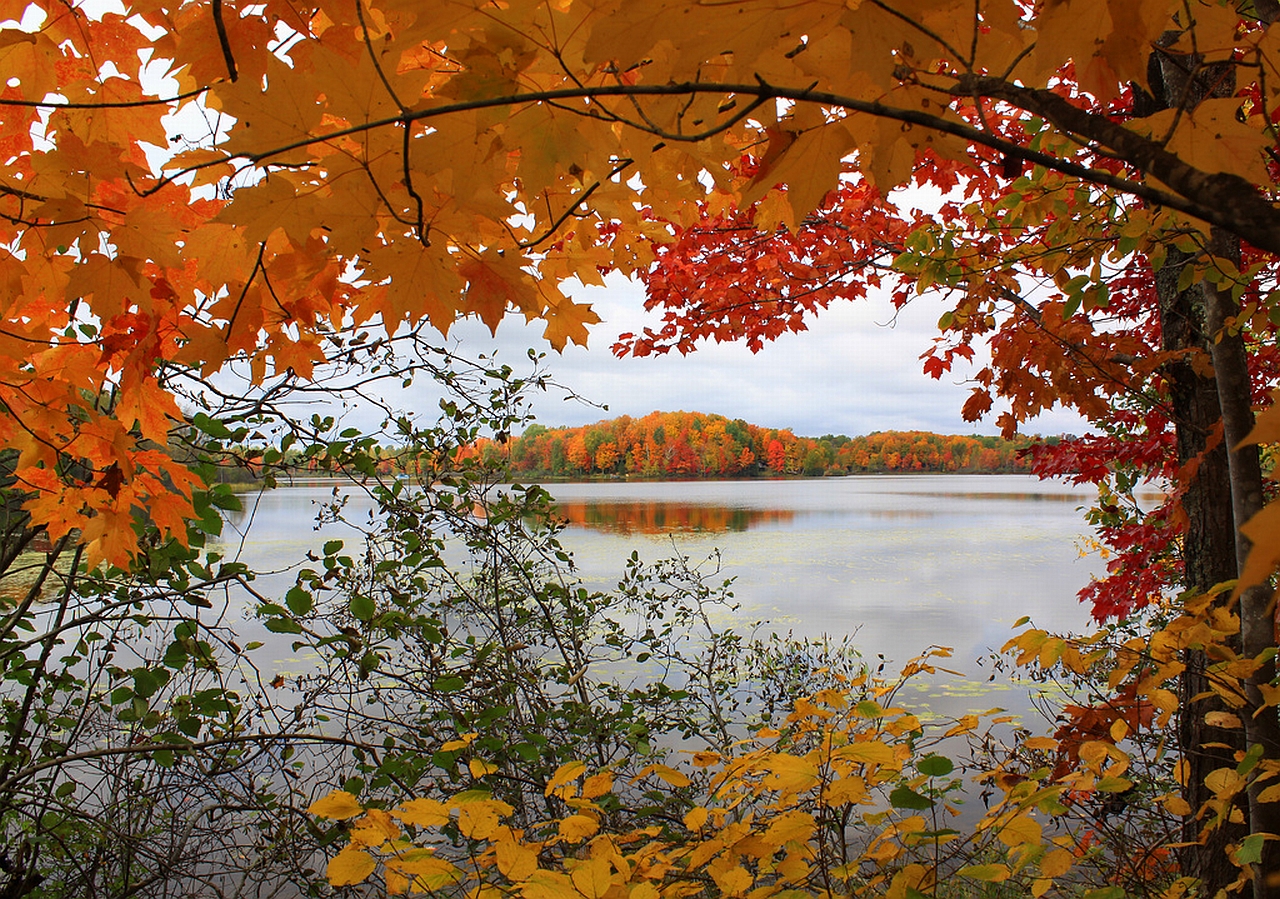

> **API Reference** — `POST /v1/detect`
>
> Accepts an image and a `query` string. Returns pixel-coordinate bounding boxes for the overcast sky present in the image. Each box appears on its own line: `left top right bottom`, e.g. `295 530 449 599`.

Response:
399 273 1090 440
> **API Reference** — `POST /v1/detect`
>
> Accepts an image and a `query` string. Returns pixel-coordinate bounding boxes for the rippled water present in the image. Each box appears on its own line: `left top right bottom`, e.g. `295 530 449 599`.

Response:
219 474 1105 727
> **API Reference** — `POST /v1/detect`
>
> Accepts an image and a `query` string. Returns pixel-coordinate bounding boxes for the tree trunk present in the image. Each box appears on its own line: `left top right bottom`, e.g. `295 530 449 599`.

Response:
1202 231 1280 898
1156 247 1250 893
1140 41 1255 896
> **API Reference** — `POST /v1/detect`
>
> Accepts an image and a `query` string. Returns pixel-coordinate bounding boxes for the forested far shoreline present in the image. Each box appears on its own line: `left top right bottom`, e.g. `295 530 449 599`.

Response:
457 411 1044 479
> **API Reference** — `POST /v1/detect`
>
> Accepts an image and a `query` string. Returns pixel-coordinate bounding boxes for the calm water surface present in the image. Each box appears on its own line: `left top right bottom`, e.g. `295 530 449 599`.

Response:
219 474 1105 723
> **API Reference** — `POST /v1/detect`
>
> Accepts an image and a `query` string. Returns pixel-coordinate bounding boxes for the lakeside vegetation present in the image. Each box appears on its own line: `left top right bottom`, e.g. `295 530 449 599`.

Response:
210 411 1045 483
468 410 1042 479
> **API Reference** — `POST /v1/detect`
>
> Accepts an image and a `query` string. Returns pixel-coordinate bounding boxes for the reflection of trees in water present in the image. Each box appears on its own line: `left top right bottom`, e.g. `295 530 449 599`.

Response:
866 509 936 520
554 501 794 534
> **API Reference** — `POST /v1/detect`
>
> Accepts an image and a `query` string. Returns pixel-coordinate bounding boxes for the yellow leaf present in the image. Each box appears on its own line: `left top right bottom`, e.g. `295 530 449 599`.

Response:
387 867 410 896
741 123 857 221
629 884 659 899
1149 689 1179 715
1163 795 1193 816
1206 767 1246 799
1023 737 1058 751
835 741 896 766
327 845 377 887
1109 718 1129 742
1097 775 1133 793
825 775 868 806
1257 784 1280 803
997 814 1042 848
309 790 365 821
959 863 1010 883
1134 98 1273 187
1243 391 1280 446
1174 759 1191 786
1239 502 1280 591
709 865 753 897
684 807 710 831
571 857 613 899
393 797 450 828
471 758 499 778
1205 711 1242 729
559 814 600 843
521 869 577 899
1041 847 1074 878
541 296 601 352
351 809 401 848
885 863 931 899
763 810 815 847
641 764 690 787
441 733 479 752
387 850 461 881
944 715 980 738
458 802 506 840
582 772 614 800
497 839 540 882
762 754 820 794
546 761 587 797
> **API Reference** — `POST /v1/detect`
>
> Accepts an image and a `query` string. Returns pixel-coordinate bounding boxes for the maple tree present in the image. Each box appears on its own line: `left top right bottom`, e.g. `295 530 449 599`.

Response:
5 0 1280 895
486 411 1034 479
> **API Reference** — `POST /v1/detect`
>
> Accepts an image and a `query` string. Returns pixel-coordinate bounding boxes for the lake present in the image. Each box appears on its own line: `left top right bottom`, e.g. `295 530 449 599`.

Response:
219 473 1106 727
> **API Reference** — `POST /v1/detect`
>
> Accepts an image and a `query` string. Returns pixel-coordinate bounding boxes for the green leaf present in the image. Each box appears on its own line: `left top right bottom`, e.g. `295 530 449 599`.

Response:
1237 742 1265 776
133 667 168 699
323 539 344 556
265 617 303 634
286 586 313 616
349 595 375 621
1235 833 1266 865
191 412 233 439
918 754 954 777
854 699 883 718
889 785 934 810
1062 292 1082 319
163 642 189 670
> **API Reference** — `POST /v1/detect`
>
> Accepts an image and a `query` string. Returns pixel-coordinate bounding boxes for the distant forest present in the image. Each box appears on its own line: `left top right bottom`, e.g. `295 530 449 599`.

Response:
459 410 1042 478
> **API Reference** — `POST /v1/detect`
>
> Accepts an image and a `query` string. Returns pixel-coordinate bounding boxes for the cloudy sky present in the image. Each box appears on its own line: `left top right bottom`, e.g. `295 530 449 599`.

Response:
402 273 1090 440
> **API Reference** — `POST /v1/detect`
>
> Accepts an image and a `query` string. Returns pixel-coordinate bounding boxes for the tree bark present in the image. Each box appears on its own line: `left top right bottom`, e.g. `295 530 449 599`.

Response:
1139 42 1263 897
1202 231 1280 898
1156 246 1250 893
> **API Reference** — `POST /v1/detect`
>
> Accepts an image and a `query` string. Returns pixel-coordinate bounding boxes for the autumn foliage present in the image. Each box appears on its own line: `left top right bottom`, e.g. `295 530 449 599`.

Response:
7 0 1280 895
472 412 1035 479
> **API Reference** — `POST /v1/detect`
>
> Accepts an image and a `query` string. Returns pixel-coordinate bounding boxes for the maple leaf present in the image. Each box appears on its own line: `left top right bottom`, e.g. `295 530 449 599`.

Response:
1133 98 1273 188
114 378 181 445
541 295 601 351
459 254 528 333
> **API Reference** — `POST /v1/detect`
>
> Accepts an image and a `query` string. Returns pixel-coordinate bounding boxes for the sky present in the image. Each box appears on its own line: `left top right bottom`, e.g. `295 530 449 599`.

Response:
403 272 1091 440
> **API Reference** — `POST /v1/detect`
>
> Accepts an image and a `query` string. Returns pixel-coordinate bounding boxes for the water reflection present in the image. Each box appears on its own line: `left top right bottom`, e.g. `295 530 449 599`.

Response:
542 476 1103 731
554 500 795 534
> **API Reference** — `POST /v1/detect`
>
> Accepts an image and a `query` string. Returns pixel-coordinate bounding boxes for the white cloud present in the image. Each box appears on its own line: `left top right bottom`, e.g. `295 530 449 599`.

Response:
421 272 1090 439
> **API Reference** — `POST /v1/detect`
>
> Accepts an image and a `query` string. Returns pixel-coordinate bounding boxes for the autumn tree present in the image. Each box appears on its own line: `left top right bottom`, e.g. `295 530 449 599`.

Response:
7 0 1280 894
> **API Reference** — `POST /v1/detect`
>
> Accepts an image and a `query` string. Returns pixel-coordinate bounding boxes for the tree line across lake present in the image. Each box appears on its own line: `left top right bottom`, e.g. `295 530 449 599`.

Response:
455 410 1041 478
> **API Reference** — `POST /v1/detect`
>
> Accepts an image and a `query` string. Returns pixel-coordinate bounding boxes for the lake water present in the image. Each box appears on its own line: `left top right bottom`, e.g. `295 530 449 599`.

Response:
219 474 1106 727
